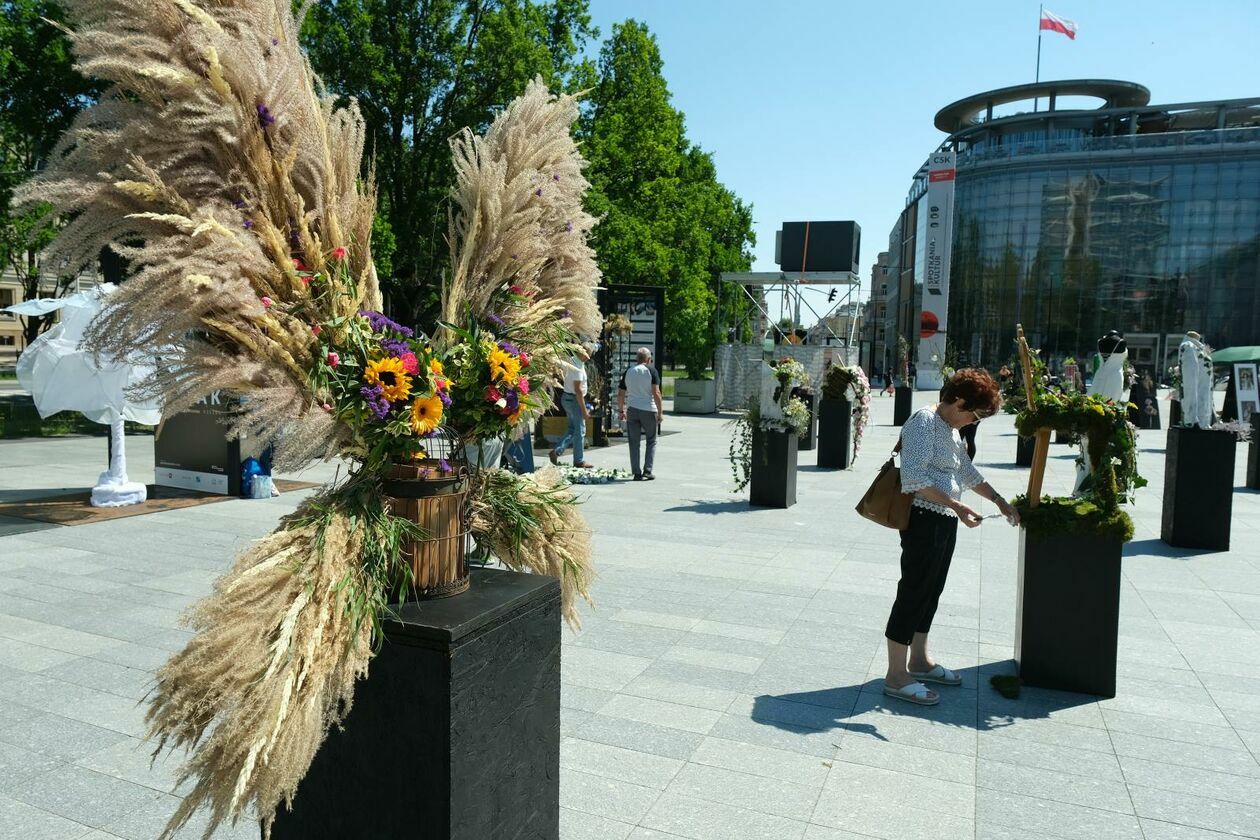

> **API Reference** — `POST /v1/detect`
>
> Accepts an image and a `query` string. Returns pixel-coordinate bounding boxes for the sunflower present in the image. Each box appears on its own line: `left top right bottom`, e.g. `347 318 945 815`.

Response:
365 356 412 402
410 393 444 435
488 347 521 385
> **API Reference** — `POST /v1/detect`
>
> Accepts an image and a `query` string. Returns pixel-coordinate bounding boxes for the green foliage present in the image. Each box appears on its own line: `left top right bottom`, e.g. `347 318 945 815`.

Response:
1012 496 1135 542
301 0 597 327
823 365 858 400
726 400 756 491
0 1 101 343
578 20 754 359
989 674 1022 699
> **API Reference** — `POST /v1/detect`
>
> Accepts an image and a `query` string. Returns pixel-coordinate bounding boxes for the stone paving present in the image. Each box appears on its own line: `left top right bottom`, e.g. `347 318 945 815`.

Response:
1 391 1259 839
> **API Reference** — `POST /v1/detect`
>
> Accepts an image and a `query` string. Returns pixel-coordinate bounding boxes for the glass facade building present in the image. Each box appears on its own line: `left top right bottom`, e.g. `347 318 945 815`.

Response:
881 80 1260 380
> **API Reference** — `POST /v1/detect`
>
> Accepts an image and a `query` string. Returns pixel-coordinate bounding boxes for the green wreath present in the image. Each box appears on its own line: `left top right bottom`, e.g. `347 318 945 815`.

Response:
1013 389 1146 541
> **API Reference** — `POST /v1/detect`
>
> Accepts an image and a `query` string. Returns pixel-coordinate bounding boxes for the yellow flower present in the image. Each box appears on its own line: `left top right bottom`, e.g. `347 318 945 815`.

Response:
410 394 444 435
365 356 412 402
488 347 521 385
430 358 444 376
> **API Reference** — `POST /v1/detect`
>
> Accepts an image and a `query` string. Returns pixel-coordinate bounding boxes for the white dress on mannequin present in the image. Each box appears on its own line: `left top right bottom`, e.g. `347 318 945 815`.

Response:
1179 334 1213 430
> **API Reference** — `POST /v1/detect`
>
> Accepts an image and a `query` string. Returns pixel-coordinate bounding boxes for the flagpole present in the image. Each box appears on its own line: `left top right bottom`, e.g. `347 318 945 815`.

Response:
1034 4 1043 112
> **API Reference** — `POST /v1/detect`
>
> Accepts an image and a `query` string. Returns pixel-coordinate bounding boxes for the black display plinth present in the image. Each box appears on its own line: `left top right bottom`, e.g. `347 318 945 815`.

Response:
750 428 797 508
1015 436 1034 466
817 398 853 469
1161 426 1237 550
271 568 561 840
1015 529 1122 698
797 391 817 451
893 386 913 426
1169 400 1181 428
1248 415 1260 490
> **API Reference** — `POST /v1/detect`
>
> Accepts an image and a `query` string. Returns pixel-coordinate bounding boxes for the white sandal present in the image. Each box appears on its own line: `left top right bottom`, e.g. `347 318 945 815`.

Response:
882 681 939 706
909 664 963 686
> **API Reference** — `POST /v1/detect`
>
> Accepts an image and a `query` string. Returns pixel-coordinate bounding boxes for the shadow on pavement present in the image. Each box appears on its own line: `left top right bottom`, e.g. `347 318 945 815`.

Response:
750 663 1100 742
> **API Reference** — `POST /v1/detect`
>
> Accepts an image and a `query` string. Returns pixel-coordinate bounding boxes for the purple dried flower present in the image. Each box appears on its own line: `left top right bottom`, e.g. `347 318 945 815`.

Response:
497 340 520 356
380 337 410 357
359 310 414 337
438 390 452 407
359 384 390 420
553 174 560 181
271 37 279 46
487 313 505 328
232 199 245 209
534 188 543 197
565 221 573 233
438 458 452 474
257 104 275 128
504 390 520 412
243 219 254 230
561 309 571 319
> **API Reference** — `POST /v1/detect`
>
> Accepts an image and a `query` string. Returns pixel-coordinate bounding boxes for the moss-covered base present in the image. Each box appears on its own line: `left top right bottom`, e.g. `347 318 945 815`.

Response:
1012 495 1134 542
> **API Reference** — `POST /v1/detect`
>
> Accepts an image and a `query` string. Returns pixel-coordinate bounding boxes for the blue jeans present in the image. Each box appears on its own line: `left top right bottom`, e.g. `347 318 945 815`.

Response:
554 392 585 463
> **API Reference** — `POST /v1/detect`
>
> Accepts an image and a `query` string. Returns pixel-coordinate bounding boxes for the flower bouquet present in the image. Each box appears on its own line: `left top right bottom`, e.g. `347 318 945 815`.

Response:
17 1 601 834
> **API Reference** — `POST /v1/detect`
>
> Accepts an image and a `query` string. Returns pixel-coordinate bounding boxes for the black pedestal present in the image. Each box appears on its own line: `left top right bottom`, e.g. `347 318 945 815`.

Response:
893 386 913 426
1016 530 1122 698
750 428 797 508
271 568 561 840
797 391 817 451
1162 426 1237 550
1169 400 1182 428
1248 416 1260 490
817 398 853 469
1015 436 1035 466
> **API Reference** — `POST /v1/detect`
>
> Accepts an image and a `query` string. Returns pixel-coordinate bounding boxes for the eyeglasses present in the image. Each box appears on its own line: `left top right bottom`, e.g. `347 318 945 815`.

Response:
970 407 994 420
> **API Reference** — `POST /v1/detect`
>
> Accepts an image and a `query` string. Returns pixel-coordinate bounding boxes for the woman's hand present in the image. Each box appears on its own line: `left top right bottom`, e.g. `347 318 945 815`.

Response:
953 502 983 528
997 497 1020 526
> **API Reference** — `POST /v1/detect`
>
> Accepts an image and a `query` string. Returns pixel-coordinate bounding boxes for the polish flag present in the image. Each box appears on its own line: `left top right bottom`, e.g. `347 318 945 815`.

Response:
1040 9 1078 39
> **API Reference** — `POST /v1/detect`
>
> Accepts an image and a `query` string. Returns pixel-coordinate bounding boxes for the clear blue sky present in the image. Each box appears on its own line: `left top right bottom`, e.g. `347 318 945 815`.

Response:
585 0 1260 304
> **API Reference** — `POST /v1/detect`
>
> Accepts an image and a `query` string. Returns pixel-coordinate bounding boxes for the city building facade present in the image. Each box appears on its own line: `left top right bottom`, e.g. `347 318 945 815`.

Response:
881 79 1260 386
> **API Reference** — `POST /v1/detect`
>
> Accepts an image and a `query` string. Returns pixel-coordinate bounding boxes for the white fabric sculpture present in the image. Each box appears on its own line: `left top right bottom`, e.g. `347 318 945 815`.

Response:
6 284 161 507
1074 345 1129 493
759 362 784 424
1178 332 1214 430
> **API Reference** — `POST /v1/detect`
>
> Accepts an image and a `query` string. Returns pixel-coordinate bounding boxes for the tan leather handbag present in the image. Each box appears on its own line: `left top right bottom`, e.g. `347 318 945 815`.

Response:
854 440 912 530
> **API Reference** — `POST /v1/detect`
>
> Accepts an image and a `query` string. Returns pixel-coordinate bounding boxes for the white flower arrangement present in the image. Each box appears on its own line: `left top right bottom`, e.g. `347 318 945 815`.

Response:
557 466 632 484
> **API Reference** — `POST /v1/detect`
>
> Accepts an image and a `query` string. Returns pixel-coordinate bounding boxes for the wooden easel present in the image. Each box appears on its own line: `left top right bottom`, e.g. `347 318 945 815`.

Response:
1016 323 1051 507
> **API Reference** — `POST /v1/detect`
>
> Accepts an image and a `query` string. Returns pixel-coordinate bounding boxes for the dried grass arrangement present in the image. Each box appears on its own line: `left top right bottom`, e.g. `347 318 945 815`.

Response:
17 2 598 837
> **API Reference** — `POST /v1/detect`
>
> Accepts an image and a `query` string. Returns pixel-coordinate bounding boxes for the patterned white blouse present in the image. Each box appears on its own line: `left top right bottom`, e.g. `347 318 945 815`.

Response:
899 406 984 517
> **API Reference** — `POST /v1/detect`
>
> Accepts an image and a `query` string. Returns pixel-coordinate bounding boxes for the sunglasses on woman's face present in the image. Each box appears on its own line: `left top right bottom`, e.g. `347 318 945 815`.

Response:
969 407 994 420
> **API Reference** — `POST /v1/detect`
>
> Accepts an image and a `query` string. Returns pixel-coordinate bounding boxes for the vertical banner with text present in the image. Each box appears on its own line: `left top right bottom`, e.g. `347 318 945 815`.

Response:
918 150 955 389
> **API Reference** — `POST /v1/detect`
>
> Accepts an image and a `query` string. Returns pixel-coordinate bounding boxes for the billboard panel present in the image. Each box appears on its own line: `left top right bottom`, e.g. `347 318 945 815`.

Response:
917 151 955 389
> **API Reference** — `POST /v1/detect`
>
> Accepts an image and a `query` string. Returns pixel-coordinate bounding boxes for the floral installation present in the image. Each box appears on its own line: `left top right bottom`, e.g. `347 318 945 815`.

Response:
17 1 602 834
557 465 633 484
727 357 811 490
821 364 872 461
1014 381 1146 540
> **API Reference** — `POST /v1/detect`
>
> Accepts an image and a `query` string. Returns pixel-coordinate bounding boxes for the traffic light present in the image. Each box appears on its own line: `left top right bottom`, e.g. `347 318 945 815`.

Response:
827 288 837 302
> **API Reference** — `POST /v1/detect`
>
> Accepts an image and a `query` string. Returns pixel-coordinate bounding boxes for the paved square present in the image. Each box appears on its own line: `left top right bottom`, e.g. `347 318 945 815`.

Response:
1 391 1258 839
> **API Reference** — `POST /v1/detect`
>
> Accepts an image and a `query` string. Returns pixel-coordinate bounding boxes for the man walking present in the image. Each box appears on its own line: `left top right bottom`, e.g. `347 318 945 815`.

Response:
550 344 594 468
618 347 663 480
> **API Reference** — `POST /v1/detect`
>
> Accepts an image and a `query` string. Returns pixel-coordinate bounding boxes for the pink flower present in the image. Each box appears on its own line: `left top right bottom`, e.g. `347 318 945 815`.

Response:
321 403 332 412
260 296 273 309
331 246 347 261
300 276 311 287
327 351 340 368
518 378 531 395
519 352 530 366
400 352 418 374
311 324 322 336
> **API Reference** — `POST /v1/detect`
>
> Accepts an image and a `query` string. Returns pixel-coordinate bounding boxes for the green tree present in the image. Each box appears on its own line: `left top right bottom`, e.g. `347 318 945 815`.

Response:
0 0 99 346
302 0 596 327
579 20 754 375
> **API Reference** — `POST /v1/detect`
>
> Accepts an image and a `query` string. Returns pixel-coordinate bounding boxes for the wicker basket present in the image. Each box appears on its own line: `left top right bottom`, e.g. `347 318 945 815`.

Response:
383 461 471 599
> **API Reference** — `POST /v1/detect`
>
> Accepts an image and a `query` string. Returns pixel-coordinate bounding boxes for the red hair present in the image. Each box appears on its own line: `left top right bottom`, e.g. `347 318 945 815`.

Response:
941 368 1001 415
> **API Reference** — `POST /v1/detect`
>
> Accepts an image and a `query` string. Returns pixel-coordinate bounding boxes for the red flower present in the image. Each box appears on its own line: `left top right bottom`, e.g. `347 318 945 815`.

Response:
311 324 322 336
400 352 419 374
486 385 502 402
327 351 340 368
519 352 530 366
331 246 348 261
293 257 310 272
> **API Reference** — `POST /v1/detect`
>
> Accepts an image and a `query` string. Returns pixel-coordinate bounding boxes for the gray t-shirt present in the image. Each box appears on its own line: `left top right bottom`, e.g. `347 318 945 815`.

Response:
620 363 660 412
